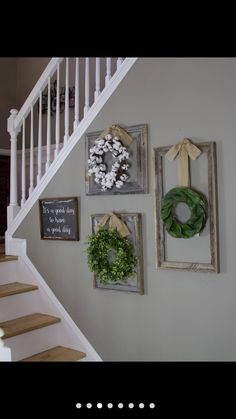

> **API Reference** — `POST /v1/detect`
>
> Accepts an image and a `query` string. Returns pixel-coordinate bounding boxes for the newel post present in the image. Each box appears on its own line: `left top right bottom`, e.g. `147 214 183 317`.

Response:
7 109 20 227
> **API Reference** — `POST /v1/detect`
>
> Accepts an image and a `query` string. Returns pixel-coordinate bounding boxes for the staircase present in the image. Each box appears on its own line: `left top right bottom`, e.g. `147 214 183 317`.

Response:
2 57 137 361
0 243 95 361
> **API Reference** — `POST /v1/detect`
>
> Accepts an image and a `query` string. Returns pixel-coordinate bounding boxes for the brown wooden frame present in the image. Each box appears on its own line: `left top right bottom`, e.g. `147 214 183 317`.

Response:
39 196 79 241
153 142 219 273
90 212 144 294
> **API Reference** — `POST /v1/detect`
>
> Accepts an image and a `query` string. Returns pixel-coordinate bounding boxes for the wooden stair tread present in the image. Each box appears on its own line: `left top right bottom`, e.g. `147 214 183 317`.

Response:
0 255 18 262
21 346 86 361
0 282 38 298
0 313 61 339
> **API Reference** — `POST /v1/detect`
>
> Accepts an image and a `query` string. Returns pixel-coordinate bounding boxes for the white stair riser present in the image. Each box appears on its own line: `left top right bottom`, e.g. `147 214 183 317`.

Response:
0 261 20 283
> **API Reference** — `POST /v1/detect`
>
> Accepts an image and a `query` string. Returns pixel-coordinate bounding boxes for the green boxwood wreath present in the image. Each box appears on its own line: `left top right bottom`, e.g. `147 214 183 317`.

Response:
161 187 207 239
86 227 136 283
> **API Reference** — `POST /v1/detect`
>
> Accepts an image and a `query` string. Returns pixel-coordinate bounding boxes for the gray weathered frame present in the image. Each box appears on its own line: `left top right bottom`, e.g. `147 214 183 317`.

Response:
85 124 148 195
153 142 219 273
90 213 144 294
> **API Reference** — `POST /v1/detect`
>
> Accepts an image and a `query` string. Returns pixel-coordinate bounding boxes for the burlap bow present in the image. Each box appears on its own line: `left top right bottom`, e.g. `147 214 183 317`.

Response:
100 124 133 146
97 212 130 237
165 138 201 187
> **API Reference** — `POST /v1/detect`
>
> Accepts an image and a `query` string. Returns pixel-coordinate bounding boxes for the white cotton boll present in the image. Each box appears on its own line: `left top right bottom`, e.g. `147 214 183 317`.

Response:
99 164 106 171
0 328 4 338
105 134 112 140
90 155 96 161
95 138 105 145
121 164 129 170
97 150 104 155
88 169 94 175
112 152 119 158
118 155 125 162
115 180 124 188
96 157 103 163
120 174 128 181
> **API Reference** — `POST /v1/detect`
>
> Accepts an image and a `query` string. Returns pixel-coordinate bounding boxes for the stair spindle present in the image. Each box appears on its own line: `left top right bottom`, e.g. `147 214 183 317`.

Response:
45 77 51 171
37 92 42 184
94 58 100 101
105 58 111 86
55 64 60 158
21 118 26 206
84 58 90 115
64 58 69 144
117 57 123 68
29 105 34 196
73 58 79 131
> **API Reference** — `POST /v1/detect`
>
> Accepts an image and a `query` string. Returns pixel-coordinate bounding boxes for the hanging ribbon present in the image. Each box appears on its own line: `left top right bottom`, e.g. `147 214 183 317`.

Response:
165 138 201 187
100 124 133 146
97 212 130 237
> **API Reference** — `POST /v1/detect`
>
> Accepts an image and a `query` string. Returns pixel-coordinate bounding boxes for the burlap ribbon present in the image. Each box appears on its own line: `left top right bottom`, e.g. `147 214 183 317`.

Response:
165 138 201 187
97 212 130 237
100 124 133 146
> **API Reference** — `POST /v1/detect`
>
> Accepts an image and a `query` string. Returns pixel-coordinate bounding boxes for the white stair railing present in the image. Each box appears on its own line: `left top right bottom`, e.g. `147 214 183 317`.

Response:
6 57 137 238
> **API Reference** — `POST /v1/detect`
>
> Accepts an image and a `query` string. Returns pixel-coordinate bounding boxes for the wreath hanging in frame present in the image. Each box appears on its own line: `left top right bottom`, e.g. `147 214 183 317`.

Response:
87 125 133 192
161 138 208 239
86 212 136 283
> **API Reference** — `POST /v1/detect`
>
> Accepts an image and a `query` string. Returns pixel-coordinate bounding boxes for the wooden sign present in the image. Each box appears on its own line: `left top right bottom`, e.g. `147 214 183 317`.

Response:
39 197 79 241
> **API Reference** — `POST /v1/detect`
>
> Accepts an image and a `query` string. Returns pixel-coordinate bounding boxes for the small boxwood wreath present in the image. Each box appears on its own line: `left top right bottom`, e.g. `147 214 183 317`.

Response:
161 187 207 238
86 227 136 283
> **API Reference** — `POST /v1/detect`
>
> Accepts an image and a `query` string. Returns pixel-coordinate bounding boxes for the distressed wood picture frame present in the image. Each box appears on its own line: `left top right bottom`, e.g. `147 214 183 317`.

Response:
85 124 148 195
153 142 219 273
90 213 144 294
39 196 79 241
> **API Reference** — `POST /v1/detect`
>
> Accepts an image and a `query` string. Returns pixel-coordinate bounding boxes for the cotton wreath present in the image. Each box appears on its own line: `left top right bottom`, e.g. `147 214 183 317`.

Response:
88 134 130 191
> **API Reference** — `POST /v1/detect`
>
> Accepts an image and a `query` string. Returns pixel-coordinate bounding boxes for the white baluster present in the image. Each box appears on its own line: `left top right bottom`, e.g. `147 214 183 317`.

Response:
37 92 42 184
105 58 111 86
64 58 69 144
21 118 26 206
94 57 100 101
46 77 51 171
7 109 20 225
117 57 123 68
29 105 34 196
84 57 90 115
55 64 60 158
73 57 79 131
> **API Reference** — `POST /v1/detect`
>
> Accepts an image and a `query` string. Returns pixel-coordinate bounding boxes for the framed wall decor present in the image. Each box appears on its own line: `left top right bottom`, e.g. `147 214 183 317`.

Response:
85 124 148 195
153 141 219 273
90 213 144 294
39 197 79 241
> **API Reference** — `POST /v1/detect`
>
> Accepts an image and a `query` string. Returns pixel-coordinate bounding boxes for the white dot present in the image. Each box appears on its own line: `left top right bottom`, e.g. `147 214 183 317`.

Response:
107 403 113 409
76 403 82 409
128 403 134 409
97 403 103 409
118 403 123 409
149 402 155 409
86 403 92 409
139 403 145 409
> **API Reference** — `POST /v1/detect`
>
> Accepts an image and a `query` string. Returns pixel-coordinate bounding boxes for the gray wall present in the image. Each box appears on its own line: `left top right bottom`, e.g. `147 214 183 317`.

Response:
15 58 236 360
0 58 17 149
